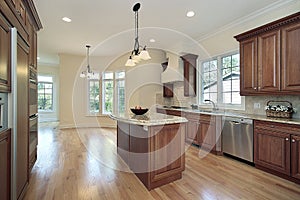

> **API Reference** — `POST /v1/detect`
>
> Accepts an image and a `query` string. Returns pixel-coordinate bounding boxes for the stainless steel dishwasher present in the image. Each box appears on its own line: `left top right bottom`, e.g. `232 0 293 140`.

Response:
222 116 253 162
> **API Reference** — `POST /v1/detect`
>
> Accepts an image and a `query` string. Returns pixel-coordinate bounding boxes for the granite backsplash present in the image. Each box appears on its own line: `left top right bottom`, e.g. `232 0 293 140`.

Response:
156 82 300 119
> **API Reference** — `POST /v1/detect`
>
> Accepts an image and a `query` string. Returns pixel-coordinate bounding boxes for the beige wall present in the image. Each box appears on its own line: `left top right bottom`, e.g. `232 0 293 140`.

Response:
38 64 60 121
59 49 165 128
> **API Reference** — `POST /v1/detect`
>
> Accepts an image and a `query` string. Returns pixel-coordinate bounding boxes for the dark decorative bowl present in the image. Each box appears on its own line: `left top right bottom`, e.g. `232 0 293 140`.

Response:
130 108 149 115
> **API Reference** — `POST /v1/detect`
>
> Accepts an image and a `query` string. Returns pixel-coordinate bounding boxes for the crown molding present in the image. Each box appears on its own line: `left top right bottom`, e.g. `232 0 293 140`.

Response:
197 0 298 42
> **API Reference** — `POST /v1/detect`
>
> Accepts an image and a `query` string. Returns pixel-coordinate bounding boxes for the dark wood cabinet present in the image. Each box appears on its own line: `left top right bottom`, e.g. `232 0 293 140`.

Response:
239 37 257 94
235 12 300 95
198 115 216 151
281 23 300 92
0 13 12 92
16 35 29 199
254 120 300 183
291 134 300 180
257 30 280 92
0 129 11 200
181 54 198 97
117 122 185 190
185 113 200 145
163 83 173 98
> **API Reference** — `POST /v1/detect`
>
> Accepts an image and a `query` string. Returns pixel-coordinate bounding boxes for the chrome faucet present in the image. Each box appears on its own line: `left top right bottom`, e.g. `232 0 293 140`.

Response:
204 99 218 110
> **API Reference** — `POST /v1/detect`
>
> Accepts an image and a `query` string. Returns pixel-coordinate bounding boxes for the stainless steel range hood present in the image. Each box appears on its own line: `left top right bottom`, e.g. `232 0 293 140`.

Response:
161 52 184 83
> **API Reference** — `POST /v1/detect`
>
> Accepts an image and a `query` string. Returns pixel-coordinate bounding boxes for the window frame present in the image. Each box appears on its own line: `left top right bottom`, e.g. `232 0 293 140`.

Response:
37 76 54 112
102 71 114 115
87 78 100 115
198 51 245 110
114 71 126 115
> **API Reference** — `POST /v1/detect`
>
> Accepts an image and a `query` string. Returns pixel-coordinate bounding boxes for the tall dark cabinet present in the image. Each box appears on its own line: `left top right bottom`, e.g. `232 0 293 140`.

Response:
0 0 42 199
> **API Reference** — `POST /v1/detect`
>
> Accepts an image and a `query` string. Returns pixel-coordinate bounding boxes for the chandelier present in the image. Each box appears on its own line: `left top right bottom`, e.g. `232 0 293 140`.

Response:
80 45 96 79
125 3 151 67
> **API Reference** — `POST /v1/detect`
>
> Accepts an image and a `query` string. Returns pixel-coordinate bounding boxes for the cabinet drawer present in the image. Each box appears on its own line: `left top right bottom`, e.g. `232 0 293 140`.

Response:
200 114 215 123
254 120 300 135
185 112 200 121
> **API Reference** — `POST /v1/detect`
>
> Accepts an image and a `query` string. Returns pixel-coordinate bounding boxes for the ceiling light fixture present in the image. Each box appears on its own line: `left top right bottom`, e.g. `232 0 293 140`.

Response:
149 38 156 43
80 45 96 79
186 11 195 17
62 17 72 22
125 3 151 67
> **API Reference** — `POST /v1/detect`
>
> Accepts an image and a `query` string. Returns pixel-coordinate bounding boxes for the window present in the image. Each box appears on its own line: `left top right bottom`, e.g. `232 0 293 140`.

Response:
102 72 114 114
200 52 242 107
221 54 240 104
115 71 125 114
202 59 218 103
38 76 53 111
88 79 100 113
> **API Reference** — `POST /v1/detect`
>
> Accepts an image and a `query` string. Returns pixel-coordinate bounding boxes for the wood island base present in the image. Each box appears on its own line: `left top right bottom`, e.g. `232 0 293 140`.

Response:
117 121 186 190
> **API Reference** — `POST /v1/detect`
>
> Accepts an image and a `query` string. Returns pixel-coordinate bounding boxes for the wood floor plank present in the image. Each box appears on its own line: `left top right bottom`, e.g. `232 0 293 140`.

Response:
23 122 300 200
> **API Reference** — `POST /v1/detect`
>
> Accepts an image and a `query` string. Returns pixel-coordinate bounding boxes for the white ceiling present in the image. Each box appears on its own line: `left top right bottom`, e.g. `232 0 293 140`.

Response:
35 0 283 65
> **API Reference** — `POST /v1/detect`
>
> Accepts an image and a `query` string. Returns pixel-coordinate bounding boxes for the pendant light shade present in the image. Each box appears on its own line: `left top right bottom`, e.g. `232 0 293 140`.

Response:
125 3 151 67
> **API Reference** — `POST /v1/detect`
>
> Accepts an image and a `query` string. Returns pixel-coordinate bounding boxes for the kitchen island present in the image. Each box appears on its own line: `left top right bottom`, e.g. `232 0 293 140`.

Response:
110 112 187 190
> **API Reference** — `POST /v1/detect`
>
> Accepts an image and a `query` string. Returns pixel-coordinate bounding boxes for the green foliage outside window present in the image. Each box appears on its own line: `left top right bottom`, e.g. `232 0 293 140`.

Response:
38 82 53 111
89 81 100 113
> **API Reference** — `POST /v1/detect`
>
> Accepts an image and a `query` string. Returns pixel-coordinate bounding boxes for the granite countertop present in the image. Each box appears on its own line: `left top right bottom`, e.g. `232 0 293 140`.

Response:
157 106 300 125
110 112 188 126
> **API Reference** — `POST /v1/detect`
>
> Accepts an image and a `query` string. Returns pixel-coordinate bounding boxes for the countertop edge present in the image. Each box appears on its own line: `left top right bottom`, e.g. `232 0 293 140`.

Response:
156 106 300 126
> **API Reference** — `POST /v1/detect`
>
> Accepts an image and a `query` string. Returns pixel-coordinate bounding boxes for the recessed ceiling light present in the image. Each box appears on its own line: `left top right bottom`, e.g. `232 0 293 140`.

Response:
186 11 195 18
37 57 40 60
150 39 155 43
62 17 72 22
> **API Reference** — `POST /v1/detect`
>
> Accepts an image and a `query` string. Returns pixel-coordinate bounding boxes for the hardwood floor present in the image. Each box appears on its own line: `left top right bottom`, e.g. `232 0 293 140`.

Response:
24 122 300 200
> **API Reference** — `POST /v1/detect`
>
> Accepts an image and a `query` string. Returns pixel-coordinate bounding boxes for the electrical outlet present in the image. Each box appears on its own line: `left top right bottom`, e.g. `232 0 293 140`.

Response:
254 103 261 109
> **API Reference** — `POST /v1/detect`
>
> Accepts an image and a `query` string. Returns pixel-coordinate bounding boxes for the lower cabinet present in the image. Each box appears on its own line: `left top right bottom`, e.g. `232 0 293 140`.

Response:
291 134 300 180
0 129 11 200
184 112 221 154
254 120 300 182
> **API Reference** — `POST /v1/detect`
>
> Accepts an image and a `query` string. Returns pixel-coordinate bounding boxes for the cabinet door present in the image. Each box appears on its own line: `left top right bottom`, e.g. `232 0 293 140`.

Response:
163 83 173 97
0 14 11 92
240 37 258 95
198 120 215 151
258 30 280 92
281 23 300 92
291 135 300 180
254 129 290 175
0 129 11 200
182 54 198 97
186 120 199 145
16 36 29 199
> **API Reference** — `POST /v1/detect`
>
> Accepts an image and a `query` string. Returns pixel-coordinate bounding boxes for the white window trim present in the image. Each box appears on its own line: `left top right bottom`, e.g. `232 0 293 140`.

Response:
87 78 100 115
102 71 114 115
38 75 55 113
198 51 245 111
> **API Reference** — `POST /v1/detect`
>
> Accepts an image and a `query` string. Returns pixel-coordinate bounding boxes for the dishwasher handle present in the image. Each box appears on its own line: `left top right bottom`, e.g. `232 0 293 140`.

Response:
229 121 241 125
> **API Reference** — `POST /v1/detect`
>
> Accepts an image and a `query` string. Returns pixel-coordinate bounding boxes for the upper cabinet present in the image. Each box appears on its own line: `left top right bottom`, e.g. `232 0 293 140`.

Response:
0 13 12 92
181 54 198 97
235 12 300 95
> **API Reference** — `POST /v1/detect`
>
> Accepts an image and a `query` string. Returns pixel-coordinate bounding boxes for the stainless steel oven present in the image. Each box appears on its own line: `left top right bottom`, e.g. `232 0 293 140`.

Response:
29 113 38 169
29 67 37 116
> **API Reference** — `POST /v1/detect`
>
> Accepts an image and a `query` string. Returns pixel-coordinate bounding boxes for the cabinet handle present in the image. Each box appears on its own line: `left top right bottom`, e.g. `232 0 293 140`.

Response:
292 139 296 143
285 138 289 141
254 87 257 90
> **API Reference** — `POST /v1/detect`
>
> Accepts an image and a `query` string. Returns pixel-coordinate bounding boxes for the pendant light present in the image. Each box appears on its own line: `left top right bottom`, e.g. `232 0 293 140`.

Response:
125 3 151 67
80 45 97 79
